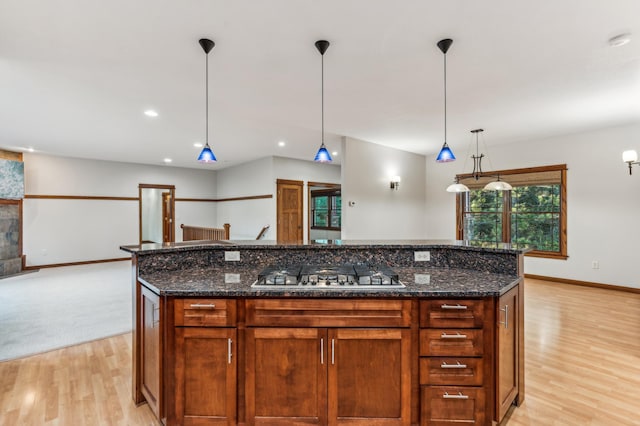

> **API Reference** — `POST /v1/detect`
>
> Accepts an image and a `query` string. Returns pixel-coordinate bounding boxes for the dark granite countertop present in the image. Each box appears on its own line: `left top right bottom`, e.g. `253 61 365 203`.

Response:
138 266 521 298
121 239 531 255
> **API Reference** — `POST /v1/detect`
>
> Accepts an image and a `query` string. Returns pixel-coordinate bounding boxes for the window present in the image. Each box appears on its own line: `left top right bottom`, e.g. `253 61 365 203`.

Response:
455 164 567 259
311 189 341 230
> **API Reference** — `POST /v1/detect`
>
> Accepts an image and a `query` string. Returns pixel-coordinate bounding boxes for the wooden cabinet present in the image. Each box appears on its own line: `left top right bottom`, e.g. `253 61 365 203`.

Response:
245 299 412 426
172 299 237 426
421 386 486 426
245 327 327 425
140 284 161 419
419 299 490 426
496 285 520 422
328 328 411 425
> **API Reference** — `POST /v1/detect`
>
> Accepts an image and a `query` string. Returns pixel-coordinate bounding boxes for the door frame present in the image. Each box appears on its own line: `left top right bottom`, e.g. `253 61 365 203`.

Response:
138 184 175 244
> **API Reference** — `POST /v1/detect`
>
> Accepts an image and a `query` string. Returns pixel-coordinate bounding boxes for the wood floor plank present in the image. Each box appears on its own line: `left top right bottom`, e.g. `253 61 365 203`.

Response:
504 279 640 426
0 334 159 426
1 279 638 425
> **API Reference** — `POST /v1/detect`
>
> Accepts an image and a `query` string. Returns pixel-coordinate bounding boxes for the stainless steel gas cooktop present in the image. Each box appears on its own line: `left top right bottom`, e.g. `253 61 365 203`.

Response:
251 264 405 289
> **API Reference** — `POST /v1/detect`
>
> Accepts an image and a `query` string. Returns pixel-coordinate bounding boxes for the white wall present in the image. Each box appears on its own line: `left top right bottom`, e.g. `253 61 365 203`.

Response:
216 157 275 240
215 156 341 240
23 154 217 265
140 188 163 243
425 122 640 288
341 136 427 239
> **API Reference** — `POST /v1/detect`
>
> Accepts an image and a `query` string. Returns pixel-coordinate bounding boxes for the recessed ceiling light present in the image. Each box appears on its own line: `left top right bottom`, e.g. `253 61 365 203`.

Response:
144 110 159 117
332 151 338 156
163 158 172 163
193 142 203 148
608 33 631 47
278 141 286 147
27 147 35 152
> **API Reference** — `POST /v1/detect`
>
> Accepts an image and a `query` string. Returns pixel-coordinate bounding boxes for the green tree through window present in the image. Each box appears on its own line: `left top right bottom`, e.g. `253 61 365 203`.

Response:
456 165 567 259
311 189 341 230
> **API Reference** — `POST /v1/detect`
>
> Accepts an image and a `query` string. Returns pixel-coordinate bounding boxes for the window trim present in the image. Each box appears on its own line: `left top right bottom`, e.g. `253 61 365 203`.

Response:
310 188 341 231
455 164 567 259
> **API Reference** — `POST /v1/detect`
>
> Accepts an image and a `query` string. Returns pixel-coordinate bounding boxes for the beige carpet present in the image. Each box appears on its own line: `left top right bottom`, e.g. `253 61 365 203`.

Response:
0 261 132 361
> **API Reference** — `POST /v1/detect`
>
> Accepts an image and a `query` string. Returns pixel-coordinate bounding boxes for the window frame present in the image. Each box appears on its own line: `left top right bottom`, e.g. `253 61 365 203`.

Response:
310 188 341 231
455 164 567 259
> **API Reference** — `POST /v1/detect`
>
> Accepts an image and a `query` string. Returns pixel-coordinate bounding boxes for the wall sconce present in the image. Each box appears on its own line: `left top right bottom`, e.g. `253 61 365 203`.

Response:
623 150 639 175
390 176 401 190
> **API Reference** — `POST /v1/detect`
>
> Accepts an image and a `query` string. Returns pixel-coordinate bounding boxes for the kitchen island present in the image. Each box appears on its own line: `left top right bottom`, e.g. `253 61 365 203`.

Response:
121 240 527 426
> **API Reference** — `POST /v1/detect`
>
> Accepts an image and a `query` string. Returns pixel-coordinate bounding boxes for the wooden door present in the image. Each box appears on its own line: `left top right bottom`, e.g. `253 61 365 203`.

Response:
245 328 327 425
162 192 173 243
140 285 161 419
174 327 237 425
496 285 519 421
276 179 303 242
328 328 411 425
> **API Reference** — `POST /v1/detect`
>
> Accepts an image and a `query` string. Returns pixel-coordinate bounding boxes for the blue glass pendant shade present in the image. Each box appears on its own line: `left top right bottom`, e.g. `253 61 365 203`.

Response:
314 144 332 163
436 143 456 163
197 144 217 163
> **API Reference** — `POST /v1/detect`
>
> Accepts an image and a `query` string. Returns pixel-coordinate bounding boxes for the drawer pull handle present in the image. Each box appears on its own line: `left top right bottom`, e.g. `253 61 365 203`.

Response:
443 392 469 399
441 361 467 369
228 338 232 364
500 305 509 329
190 303 216 309
441 304 468 310
441 332 467 339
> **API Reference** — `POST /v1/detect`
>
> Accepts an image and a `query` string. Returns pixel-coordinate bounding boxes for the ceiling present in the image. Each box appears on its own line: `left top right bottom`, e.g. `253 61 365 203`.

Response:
1 0 639 170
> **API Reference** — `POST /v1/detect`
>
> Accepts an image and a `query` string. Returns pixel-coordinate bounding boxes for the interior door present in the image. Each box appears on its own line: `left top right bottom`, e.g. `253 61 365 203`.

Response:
162 192 173 243
276 179 303 242
139 184 175 244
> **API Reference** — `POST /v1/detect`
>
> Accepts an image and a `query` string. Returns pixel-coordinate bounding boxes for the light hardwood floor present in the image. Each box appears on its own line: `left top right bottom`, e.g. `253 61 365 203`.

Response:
1 279 638 425
505 279 640 426
0 333 159 426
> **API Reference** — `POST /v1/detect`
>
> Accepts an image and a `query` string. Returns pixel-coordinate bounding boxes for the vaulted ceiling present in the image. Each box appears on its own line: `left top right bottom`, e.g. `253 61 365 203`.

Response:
1 0 639 169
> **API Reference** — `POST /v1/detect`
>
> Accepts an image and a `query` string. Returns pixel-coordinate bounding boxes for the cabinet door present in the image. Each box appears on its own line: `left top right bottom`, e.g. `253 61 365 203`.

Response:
328 328 411 425
140 285 161 418
175 327 237 425
245 328 327 425
496 285 519 421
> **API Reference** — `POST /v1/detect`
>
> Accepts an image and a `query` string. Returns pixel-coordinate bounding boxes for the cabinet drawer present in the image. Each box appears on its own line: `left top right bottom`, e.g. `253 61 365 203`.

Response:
174 298 236 327
419 329 483 357
419 357 483 386
246 299 411 327
420 299 485 328
421 386 485 426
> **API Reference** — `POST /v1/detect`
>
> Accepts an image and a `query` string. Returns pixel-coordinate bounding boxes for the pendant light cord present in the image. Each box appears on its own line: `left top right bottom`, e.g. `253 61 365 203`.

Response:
321 53 325 146
443 51 447 145
205 52 209 146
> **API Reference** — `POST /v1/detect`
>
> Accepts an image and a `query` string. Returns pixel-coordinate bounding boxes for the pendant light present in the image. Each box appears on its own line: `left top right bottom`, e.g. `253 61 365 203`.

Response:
314 40 332 163
197 38 217 163
435 38 456 163
445 129 512 192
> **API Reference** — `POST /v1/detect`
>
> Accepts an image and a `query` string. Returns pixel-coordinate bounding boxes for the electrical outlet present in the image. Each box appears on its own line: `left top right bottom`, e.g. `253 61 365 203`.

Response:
592 260 599 269
225 273 241 283
414 251 431 262
414 274 431 284
225 251 240 261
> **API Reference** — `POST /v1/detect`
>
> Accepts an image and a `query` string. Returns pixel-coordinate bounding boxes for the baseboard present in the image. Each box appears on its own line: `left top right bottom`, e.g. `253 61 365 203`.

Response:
23 257 131 270
525 274 640 294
